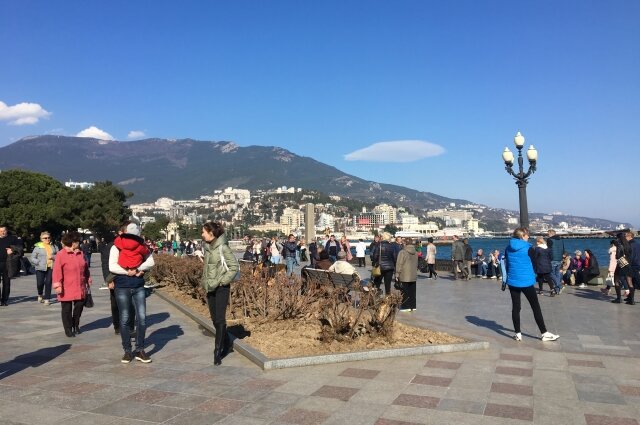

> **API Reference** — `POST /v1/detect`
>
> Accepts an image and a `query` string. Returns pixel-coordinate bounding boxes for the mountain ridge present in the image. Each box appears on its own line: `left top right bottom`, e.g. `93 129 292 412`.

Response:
0 135 628 229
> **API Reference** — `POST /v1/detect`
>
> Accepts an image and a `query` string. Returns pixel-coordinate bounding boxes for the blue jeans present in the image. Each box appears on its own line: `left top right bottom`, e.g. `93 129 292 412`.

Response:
286 256 296 274
550 261 562 291
115 286 147 353
478 263 488 276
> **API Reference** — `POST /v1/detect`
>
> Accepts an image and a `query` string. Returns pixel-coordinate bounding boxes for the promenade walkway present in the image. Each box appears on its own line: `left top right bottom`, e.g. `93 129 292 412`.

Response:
1 256 639 425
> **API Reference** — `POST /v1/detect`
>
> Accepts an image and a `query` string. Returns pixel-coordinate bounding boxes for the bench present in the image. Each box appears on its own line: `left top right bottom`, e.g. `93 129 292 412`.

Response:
302 268 364 306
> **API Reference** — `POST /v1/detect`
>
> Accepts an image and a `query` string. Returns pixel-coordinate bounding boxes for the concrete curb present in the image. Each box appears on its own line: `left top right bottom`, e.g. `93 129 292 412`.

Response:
155 289 490 370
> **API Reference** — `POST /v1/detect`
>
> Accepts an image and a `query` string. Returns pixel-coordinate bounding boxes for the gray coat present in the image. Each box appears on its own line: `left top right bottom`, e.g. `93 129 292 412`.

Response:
30 242 58 271
396 245 418 283
452 240 465 261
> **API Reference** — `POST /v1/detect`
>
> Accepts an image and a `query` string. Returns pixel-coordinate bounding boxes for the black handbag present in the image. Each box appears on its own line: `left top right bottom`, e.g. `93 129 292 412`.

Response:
84 286 94 308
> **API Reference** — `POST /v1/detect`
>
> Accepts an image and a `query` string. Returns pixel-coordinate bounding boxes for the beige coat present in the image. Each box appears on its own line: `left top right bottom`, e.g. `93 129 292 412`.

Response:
396 244 418 283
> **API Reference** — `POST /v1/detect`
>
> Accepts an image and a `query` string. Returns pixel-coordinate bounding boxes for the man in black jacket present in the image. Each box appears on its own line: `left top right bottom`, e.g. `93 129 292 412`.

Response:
100 230 134 334
546 229 565 294
0 225 20 306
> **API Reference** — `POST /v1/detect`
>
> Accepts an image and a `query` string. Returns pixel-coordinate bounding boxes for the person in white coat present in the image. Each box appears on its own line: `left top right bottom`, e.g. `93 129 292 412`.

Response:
355 239 367 267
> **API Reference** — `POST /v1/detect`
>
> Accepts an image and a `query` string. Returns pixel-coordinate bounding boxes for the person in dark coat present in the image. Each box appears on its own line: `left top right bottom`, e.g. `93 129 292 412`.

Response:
532 236 555 296
371 232 398 295
576 249 600 288
324 234 341 263
0 225 20 306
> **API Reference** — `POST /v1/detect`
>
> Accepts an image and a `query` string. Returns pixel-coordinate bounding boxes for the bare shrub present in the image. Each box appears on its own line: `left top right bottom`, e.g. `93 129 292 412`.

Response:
151 255 403 344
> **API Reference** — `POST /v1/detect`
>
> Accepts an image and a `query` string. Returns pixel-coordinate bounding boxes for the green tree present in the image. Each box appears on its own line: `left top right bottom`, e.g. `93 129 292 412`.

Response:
383 224 399 235
142 216 170 241
68 181 131 239
0 170 73 242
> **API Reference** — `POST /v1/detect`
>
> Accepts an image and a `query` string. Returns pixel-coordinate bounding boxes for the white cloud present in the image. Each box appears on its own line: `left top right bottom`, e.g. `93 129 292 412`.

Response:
344 140 445 162
127 130 146 139
76 126 114 140
0 100 51 125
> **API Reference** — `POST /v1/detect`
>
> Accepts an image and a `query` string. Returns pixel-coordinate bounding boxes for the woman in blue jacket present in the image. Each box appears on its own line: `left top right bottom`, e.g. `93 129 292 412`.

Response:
505 228 559 342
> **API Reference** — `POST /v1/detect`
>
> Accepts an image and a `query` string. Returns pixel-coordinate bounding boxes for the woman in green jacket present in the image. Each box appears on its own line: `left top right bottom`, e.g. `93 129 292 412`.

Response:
201 222 239 365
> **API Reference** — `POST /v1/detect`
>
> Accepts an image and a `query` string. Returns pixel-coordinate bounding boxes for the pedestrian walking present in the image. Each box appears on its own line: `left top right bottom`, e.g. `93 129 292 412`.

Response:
30 231 58 305
201 221 238 365
396 238 418 311
52 231 91 337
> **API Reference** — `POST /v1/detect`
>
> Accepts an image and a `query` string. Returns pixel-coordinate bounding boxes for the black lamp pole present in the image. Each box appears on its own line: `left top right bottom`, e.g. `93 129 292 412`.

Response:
503 132 537 229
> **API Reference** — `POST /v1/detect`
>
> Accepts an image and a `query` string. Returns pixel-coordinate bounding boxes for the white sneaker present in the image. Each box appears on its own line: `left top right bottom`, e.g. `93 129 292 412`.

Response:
578 284 586 288
541 332 559 342
513 333 522 341
43 300 50 306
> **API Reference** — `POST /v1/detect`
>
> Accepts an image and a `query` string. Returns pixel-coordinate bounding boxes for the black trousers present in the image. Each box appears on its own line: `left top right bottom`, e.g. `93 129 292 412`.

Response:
427 264 437 278
60 300 84 331
357 257 365 267
374 269 394 295
400 281 417 309
109 288 134 330
207 285 230 326
508 285 547 334
36 268 53 299
0 264 10 303
536 273 554 292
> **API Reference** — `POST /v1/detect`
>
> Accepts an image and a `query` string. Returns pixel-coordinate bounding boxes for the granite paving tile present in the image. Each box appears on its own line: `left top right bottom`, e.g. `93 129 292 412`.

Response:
339 368 381 379
424 360 462 370
618 385 640 397
484 402 533 421
584 414 639 425
194 396 248 414
392 393 439 409
312 384 360 401
568 359 605 368
164 410 226 425
375 419 423 425
217 415 270 425
495 366 533 377
411 375 452 387
437 398 485 415
278 408 330 425
128 388 174 403
499 353 533 362
490 382 533 396
238 400 291 419
156 393 210 408
242 377 286 390
577 389 627 405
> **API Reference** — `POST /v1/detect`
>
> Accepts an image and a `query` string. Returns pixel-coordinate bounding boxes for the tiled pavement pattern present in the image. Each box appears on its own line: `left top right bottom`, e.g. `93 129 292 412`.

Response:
1 255 639 424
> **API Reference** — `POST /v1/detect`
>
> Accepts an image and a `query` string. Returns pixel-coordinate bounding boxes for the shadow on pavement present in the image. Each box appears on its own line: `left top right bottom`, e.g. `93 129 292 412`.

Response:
465 315 535 340
82 316 113 332
6 295 33 305
0 344 71 380
147 312 170 327
145 324 184 356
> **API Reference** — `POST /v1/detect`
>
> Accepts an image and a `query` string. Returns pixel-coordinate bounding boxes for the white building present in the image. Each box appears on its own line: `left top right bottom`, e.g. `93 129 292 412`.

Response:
280 207 304 229
373 204 397 224
65 181 95 189
427 208 473 222
399 214 419 226
217 187 251 208
318 212 335 229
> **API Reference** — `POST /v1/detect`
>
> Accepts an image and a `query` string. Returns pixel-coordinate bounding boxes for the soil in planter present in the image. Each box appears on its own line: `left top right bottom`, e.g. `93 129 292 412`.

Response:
158 286 465 359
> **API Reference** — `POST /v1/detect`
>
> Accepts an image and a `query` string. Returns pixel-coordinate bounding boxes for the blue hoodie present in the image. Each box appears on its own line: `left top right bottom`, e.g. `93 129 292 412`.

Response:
505 238 535 288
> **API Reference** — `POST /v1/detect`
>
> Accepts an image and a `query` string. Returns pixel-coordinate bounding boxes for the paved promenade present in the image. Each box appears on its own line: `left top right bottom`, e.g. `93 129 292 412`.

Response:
1 256 639 425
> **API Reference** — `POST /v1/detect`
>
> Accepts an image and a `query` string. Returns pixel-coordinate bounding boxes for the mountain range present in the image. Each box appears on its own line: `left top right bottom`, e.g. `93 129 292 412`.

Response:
0 135 468 207
0 135 628 229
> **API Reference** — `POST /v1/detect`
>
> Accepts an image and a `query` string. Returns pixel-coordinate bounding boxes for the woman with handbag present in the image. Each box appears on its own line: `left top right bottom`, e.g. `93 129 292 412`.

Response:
601 241 617 296
611 233 635 304
52 231 91 337
201 221 239 365
372 232 398 295
396 239 418 311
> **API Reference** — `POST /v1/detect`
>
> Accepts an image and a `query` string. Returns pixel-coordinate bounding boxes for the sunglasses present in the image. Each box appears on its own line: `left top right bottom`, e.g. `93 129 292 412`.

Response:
42 237 50 240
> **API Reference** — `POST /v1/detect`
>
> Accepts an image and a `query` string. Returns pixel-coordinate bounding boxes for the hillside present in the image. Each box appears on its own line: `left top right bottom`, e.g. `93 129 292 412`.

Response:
0 135 466 208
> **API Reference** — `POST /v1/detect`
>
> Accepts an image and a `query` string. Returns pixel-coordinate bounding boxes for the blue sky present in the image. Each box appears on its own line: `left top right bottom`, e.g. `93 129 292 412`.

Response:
2 1 639 226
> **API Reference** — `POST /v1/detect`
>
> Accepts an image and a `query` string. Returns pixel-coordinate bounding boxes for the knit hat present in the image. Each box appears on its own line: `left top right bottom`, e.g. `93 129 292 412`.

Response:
126 223 141 236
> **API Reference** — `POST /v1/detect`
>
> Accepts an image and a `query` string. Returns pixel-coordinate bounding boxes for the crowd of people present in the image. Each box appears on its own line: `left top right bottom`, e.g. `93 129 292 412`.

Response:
1 221 638 365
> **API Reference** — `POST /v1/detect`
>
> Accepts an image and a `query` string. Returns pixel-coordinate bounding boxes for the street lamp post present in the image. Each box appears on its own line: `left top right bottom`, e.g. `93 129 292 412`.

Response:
502 131 538 229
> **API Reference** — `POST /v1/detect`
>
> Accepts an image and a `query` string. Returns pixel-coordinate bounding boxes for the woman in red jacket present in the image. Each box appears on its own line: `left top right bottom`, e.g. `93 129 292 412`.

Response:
53 231 92 337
